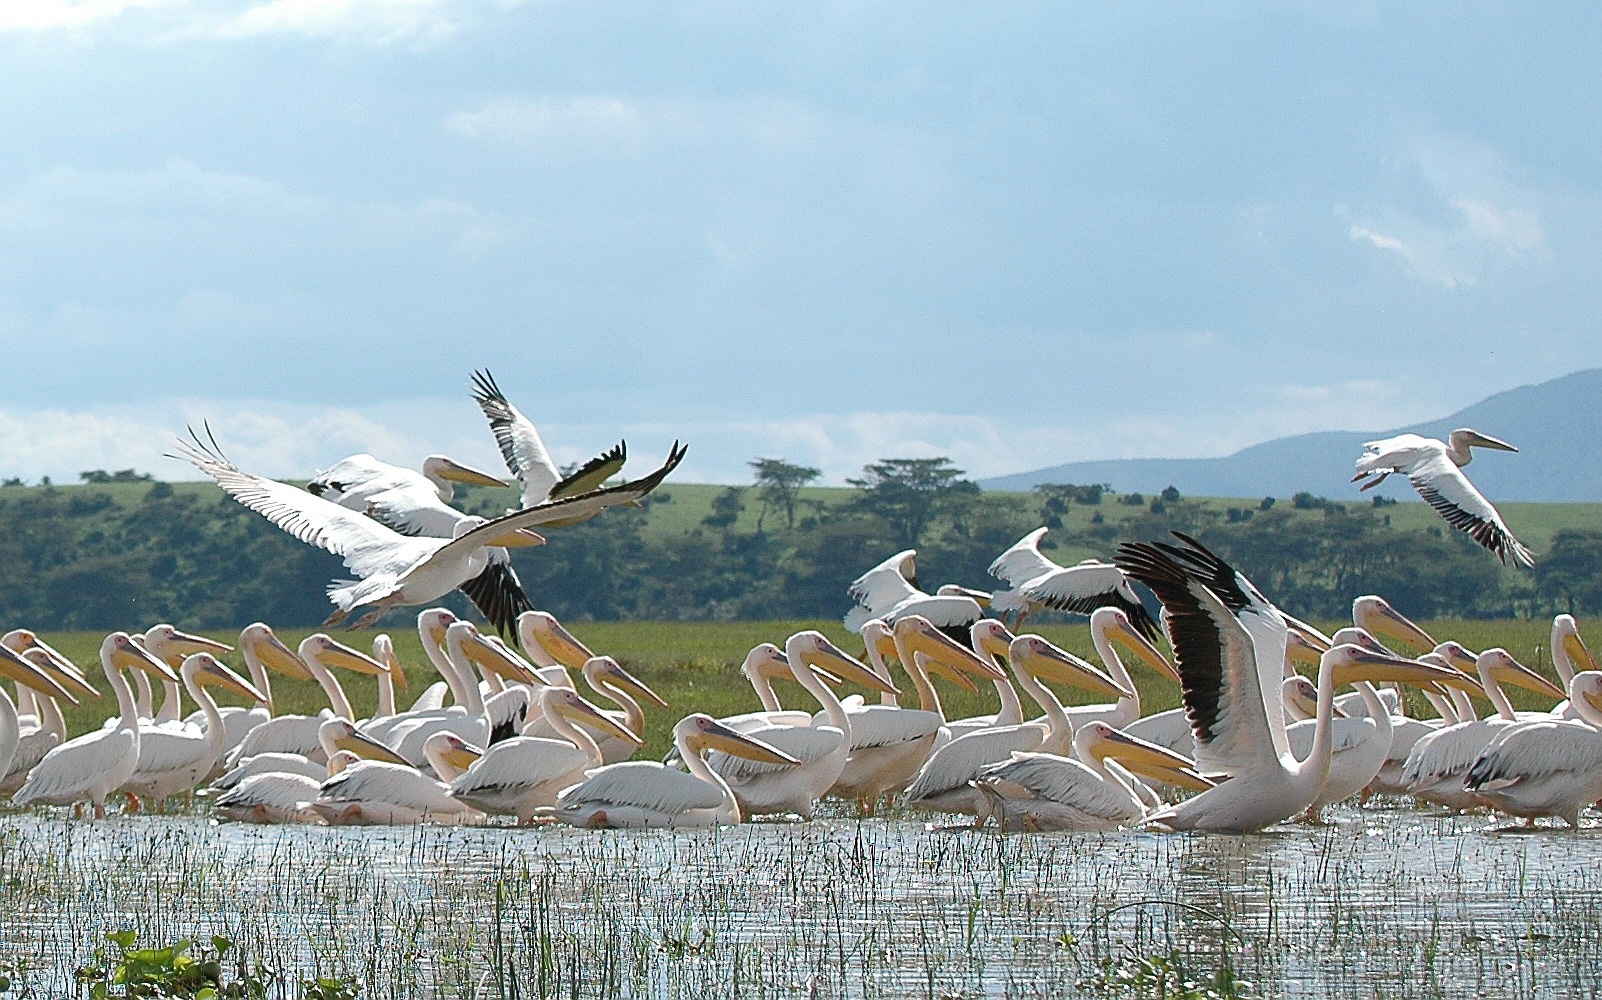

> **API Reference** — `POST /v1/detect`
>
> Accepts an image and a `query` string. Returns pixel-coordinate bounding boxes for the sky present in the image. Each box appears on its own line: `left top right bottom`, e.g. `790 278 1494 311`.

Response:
1 1 1599 487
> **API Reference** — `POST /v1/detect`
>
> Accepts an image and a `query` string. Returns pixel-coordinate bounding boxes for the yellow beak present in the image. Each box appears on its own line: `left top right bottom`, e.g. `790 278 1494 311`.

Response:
800 636 899 696
1010 636 1133 701
0 643 78 705
1107 615 1181 683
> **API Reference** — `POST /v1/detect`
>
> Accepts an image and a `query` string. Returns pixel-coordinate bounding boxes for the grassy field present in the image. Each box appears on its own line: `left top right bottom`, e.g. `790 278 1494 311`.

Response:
39 617 1594 763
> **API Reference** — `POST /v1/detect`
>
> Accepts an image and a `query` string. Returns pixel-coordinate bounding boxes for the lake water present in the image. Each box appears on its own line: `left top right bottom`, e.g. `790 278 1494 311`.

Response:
2 802 1600 998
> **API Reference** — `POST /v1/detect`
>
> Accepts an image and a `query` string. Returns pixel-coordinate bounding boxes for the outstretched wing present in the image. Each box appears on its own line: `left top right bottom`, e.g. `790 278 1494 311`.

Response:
458 553 536 637
169 427 423 582
471 369 562 506
1408 452 1535 567
988 528 1057 587
551 441 628 500
1015 561 1159 641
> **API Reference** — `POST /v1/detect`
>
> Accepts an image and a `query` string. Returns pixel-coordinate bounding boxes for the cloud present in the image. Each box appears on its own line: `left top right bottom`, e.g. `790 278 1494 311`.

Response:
0 0 174 33
165 0 461 45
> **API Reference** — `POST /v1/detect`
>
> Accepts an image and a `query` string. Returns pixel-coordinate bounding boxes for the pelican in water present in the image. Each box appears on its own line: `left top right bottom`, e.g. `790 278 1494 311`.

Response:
471 369 629 517
0 644 79 782
1463 671 1602 827
308 732 485 825
1 633 98 794
14 633 177 817
449 686 642 824
554 714 799 828
119 653 268 806
225 633 391 766
987 527 1159 636
1352 429 1532 566
171 426 685 631
1114 533 1471 832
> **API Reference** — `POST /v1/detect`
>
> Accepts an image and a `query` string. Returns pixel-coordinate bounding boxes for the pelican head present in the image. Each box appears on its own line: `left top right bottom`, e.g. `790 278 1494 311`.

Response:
1555 616 1598 676
1475 648 1566 700
300 634 391 676
1007 634 1133 701
0 642 79 705
317 718 411 765
3 628 99 698
584 655 671 708
1352 596 1437 654
418 608 459 650
970 619 1016 666
448 620 542 685
1330 627 1394 656
423 731 485 774
1570 672 1602 724
181 652 269 703
1076 721 1209 788
241 623 315 682
1286 629 1328 669
677 714 800 766
1325 644 1480 691
107 631 180 683
144 623 234 666
936 584 992 608
1449 428 1518 455
1093 606 1180 683
517 611 596 671
543 686 644 746
421 455 510 489
1282 675 1322 721
892 616 1008 682
858 619 899 666
372 634 410 690
785 631 899 696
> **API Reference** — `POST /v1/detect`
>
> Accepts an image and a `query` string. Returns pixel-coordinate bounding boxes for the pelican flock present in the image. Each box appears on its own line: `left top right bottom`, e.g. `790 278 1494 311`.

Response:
0 373 1590 839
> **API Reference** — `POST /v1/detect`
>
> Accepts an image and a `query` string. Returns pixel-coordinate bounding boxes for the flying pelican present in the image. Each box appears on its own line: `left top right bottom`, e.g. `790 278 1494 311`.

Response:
842 550 985 642
554 714 799 828
1352 429 1533 566
975 722 1214 832
119 653 268 806
14 633 177 818
706 631 898 819
1463 672 1602 827
1113 533 1470 832
987 527 1159 637
449 686 642 824
903 633 1131 820
171 427 685 632
470 369 629 516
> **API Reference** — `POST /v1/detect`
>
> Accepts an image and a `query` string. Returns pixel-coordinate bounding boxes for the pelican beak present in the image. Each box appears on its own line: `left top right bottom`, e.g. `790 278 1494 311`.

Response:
0 644 78 705
374 636 410 691
975 628 1014 668
1280 614 1333 651
1362 601 1438 654
437 458 511 488
871 631 901 666
1142 764 1218 792
253 630 316 681
1330 647 1480 692
1563 631 1598 674
1285 631 1326 668
1487 653 1567 700
487 528 546 548
439 738 484 773
1467 431 1518 453
802 635 899 695
115 635 180 683
316 635 391 676
1107 615 1181 683
893 618 1007 681
919 653 981 694
1092 726 1200 775
528 616 596 671
462 633 541 685
195 655 269 703
330 727 411 765
1583 685 1602 718
557 694 643 745
12 635 100 699
596 659 669 708
698 719 800 766
1010 636 1133 700
163 627 236 657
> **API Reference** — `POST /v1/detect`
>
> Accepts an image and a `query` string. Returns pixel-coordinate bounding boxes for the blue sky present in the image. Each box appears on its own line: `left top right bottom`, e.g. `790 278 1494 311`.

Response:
1 1 1598 486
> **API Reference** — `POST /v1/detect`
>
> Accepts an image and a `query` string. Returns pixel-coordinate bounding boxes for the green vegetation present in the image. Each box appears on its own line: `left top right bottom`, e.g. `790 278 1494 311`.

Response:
0 461 1598 633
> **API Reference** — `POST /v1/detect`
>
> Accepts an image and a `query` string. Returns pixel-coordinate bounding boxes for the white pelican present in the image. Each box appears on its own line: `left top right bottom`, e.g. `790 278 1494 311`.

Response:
14 633 177 817
1463 672 1602 827
976 722 1214 832
1402 645 1566 809
449 686 642 824
987 527 1159 636
520 655 665 764
143 624 236 729
0 634 97 794
309 733 485 825
212 752 358 825
1352 429 1532 566
553 714 799 829
1547 615 1596 719
942 620 1024 740
171 427 685 631
120 653 268 805
0 644 78 780
180 623 316 768
708 631 897 819
225 633 390 765
1114 533 1469 832
903 632 1130 820
715 643 824 734
471 369 629 514
842 550 984 641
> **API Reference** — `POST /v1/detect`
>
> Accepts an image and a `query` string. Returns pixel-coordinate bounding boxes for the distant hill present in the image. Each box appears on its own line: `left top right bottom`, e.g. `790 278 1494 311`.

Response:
981 368 1602 503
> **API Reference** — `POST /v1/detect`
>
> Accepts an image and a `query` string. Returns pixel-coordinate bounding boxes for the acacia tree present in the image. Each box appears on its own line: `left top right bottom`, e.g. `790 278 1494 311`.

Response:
749 458 820 531
847 457 979 549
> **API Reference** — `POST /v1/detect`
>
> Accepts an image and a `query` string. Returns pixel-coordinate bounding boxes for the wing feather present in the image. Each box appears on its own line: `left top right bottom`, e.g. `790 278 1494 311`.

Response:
987 528 1056 587
1409 453 1534 566
978 751 1141 822
471 369 561 506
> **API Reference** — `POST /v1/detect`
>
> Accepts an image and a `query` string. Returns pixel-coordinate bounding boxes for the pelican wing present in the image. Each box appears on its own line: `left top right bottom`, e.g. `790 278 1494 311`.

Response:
471 369 562 506
906 724 1046 800
987 528 1055 587
559 761 725 812
215 772 321 813
847 550 920 612
1402 720 1502 787
456 555 535 638
1013 562 1159 641
551 442 628 500
360 486 472 539
1466 721 1602 788
317 760 457 811
450 737 590 796
1116 540 1276 775
1408 452 1534 566
1284 716 1377 759
132 726 208 775
15 728 135 804
708 725 843 780
842 706 942 751
979 751 1143 822
171 430 428 582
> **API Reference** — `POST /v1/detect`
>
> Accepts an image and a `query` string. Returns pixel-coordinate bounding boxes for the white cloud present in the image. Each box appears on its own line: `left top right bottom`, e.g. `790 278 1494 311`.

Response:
0 0 174 33
168 0 460 45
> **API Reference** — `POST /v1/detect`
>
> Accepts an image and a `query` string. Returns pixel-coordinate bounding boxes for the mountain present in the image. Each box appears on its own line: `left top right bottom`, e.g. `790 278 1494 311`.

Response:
981 368 1602 502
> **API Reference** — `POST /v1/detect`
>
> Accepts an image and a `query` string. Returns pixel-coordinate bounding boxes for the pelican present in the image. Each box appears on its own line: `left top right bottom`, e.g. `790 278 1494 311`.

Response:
553 714 799 828
449 686 642 824
1113 533 1470 832
707 631 897 819
171 427 685 632
225 633 390 765
119 653 268 805
309 732 485 825
14 633 177 817
903 633 1131 820
975 722 1214 832
842 550 984 641
1402 645 1567 809
1464 672 1602 827
1547 615 1596 720
212 752 358 825
942 620 1024 740
715 643 826 734
471 369 629 514
1 634 97 794
520 655 665 764
142 624 236 729
0 644 78 781
181 623 316 768
987 527 1159 637
1352 429 1532 566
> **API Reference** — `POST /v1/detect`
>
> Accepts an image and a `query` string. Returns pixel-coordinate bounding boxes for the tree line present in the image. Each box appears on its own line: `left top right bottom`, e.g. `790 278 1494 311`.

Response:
0 460 1596 632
